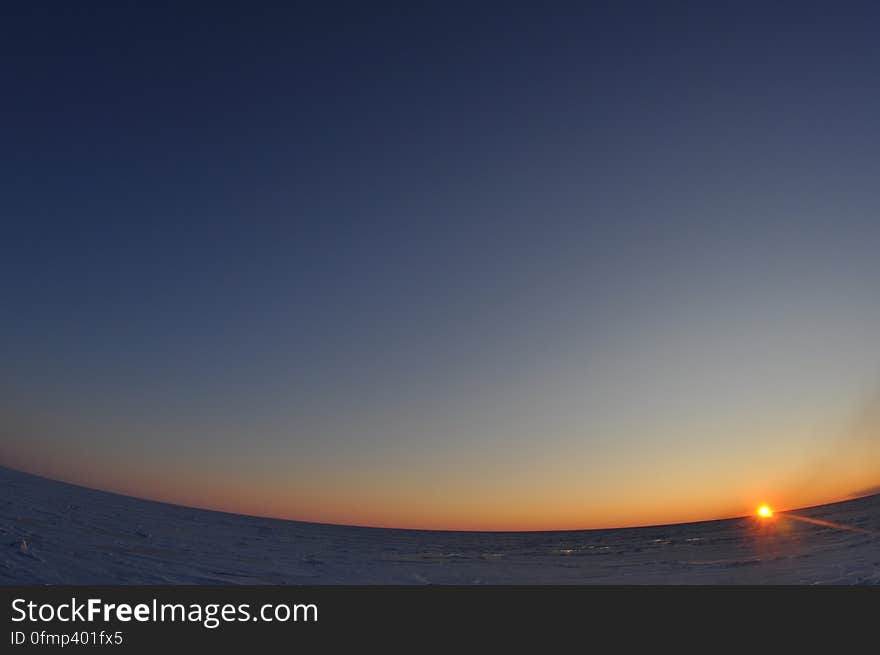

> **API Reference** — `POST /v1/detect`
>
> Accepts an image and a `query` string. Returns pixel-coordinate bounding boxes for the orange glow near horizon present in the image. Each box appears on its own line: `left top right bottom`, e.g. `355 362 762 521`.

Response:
4 447 879 531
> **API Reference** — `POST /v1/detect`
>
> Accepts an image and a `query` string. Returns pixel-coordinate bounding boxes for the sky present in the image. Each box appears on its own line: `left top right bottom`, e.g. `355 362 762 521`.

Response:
2 2 879 530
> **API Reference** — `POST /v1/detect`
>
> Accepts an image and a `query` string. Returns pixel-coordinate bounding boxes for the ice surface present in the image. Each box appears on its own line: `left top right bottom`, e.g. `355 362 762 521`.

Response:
1 466 878 584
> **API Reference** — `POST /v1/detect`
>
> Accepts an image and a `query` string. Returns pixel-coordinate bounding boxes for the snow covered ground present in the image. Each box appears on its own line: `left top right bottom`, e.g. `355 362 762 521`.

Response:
2 466 878 584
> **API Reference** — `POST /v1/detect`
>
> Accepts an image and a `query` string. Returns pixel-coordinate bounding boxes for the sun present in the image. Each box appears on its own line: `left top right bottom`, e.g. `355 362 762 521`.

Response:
757 504 774 518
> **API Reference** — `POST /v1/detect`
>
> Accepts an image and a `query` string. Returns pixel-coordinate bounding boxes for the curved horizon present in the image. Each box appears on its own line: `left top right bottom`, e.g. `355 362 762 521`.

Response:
2 462 877 533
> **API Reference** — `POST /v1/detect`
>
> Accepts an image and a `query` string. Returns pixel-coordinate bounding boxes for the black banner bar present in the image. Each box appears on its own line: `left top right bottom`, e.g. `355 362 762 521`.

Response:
3 585 877 650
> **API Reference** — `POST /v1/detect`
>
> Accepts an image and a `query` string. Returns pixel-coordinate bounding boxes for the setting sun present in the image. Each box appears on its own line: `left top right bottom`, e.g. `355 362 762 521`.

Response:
757 505 774 518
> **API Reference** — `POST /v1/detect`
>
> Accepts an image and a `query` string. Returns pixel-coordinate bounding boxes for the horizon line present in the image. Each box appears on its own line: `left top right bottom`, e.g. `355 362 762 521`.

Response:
3 463 877 535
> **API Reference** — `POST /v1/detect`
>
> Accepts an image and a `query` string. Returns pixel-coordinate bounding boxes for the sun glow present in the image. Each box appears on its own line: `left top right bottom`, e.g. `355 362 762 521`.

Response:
757 504 774 518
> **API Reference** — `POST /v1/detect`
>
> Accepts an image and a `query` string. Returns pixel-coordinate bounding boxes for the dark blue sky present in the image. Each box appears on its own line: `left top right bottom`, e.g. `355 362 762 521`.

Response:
2 2 879 529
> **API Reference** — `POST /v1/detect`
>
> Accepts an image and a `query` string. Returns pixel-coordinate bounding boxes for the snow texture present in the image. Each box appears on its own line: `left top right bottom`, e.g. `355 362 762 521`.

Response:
1 466 878 584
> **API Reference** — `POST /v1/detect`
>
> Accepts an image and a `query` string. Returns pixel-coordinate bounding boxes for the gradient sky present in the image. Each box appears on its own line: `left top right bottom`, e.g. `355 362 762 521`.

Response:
2 2 879 530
